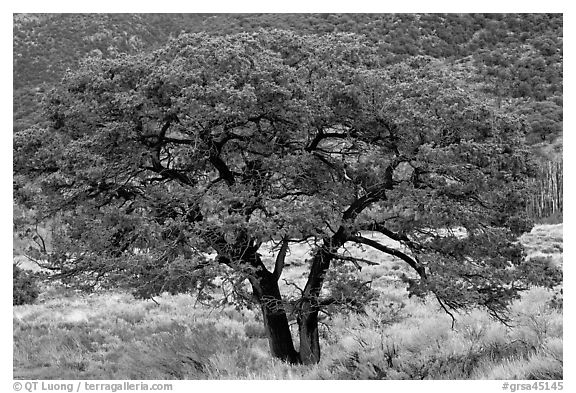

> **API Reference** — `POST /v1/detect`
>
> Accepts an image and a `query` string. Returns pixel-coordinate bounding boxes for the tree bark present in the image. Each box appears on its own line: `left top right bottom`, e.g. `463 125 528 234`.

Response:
297 242 340 364
213 237 300 364
250 269 300 364
296 225 353 364
297 302 321 364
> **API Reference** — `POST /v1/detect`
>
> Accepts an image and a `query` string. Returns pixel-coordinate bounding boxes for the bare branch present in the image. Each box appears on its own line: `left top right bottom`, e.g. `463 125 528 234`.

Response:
208 153 236 186
347 235 426 279
32 223 47 253
360 221 423 251
283 278 304 295
305 128 351 152
272 237 289 281
435 294 456 329
331 253 380 269
342 188 387 221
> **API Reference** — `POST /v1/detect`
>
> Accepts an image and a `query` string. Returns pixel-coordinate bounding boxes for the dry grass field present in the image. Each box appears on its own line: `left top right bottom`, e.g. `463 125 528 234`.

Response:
13 224 563 380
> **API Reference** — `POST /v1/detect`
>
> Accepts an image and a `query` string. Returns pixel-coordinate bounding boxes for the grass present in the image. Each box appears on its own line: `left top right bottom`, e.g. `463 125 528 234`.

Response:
13 224 563 380
520 224 563 267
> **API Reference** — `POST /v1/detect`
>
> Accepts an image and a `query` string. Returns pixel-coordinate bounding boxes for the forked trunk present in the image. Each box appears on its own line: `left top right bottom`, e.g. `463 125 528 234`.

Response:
247 231 344 365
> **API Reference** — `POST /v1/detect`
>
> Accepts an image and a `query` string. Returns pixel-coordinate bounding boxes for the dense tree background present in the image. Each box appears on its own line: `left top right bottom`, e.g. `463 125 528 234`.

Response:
13 14 563 156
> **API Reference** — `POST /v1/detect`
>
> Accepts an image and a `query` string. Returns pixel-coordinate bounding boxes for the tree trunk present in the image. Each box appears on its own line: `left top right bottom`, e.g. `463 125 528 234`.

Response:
296 229 348 364
250 270 300 364
297 246 334 364
297 303 321 364
215 238 301 364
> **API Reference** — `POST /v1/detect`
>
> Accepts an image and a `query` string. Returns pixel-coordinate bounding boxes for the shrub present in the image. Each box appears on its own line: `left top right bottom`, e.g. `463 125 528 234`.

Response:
244 322 267 339
13 263 40 305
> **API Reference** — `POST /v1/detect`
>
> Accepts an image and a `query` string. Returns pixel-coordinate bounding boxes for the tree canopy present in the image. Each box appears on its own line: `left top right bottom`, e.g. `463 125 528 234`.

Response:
14 30 561 364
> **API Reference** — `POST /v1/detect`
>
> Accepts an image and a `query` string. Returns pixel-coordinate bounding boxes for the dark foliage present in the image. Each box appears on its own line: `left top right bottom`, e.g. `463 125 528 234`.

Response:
13 264 40 305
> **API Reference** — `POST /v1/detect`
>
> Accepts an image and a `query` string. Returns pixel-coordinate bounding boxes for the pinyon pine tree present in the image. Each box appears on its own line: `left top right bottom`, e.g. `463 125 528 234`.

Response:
14 31 561 364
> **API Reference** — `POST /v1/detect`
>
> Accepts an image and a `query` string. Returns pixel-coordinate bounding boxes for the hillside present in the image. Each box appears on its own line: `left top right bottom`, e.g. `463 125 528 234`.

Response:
13 13 562 155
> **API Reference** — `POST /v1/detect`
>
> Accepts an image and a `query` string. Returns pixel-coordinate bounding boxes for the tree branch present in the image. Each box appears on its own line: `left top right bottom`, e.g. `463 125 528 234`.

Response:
347 235 426 279
435 293 456 329
208 153 236 186
342 187 387 221
305 128 351 152
360 221 423 251
144 164 194 187
162 137 196 145
272 237 289 281
330 253 380 269
283 278 304 295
